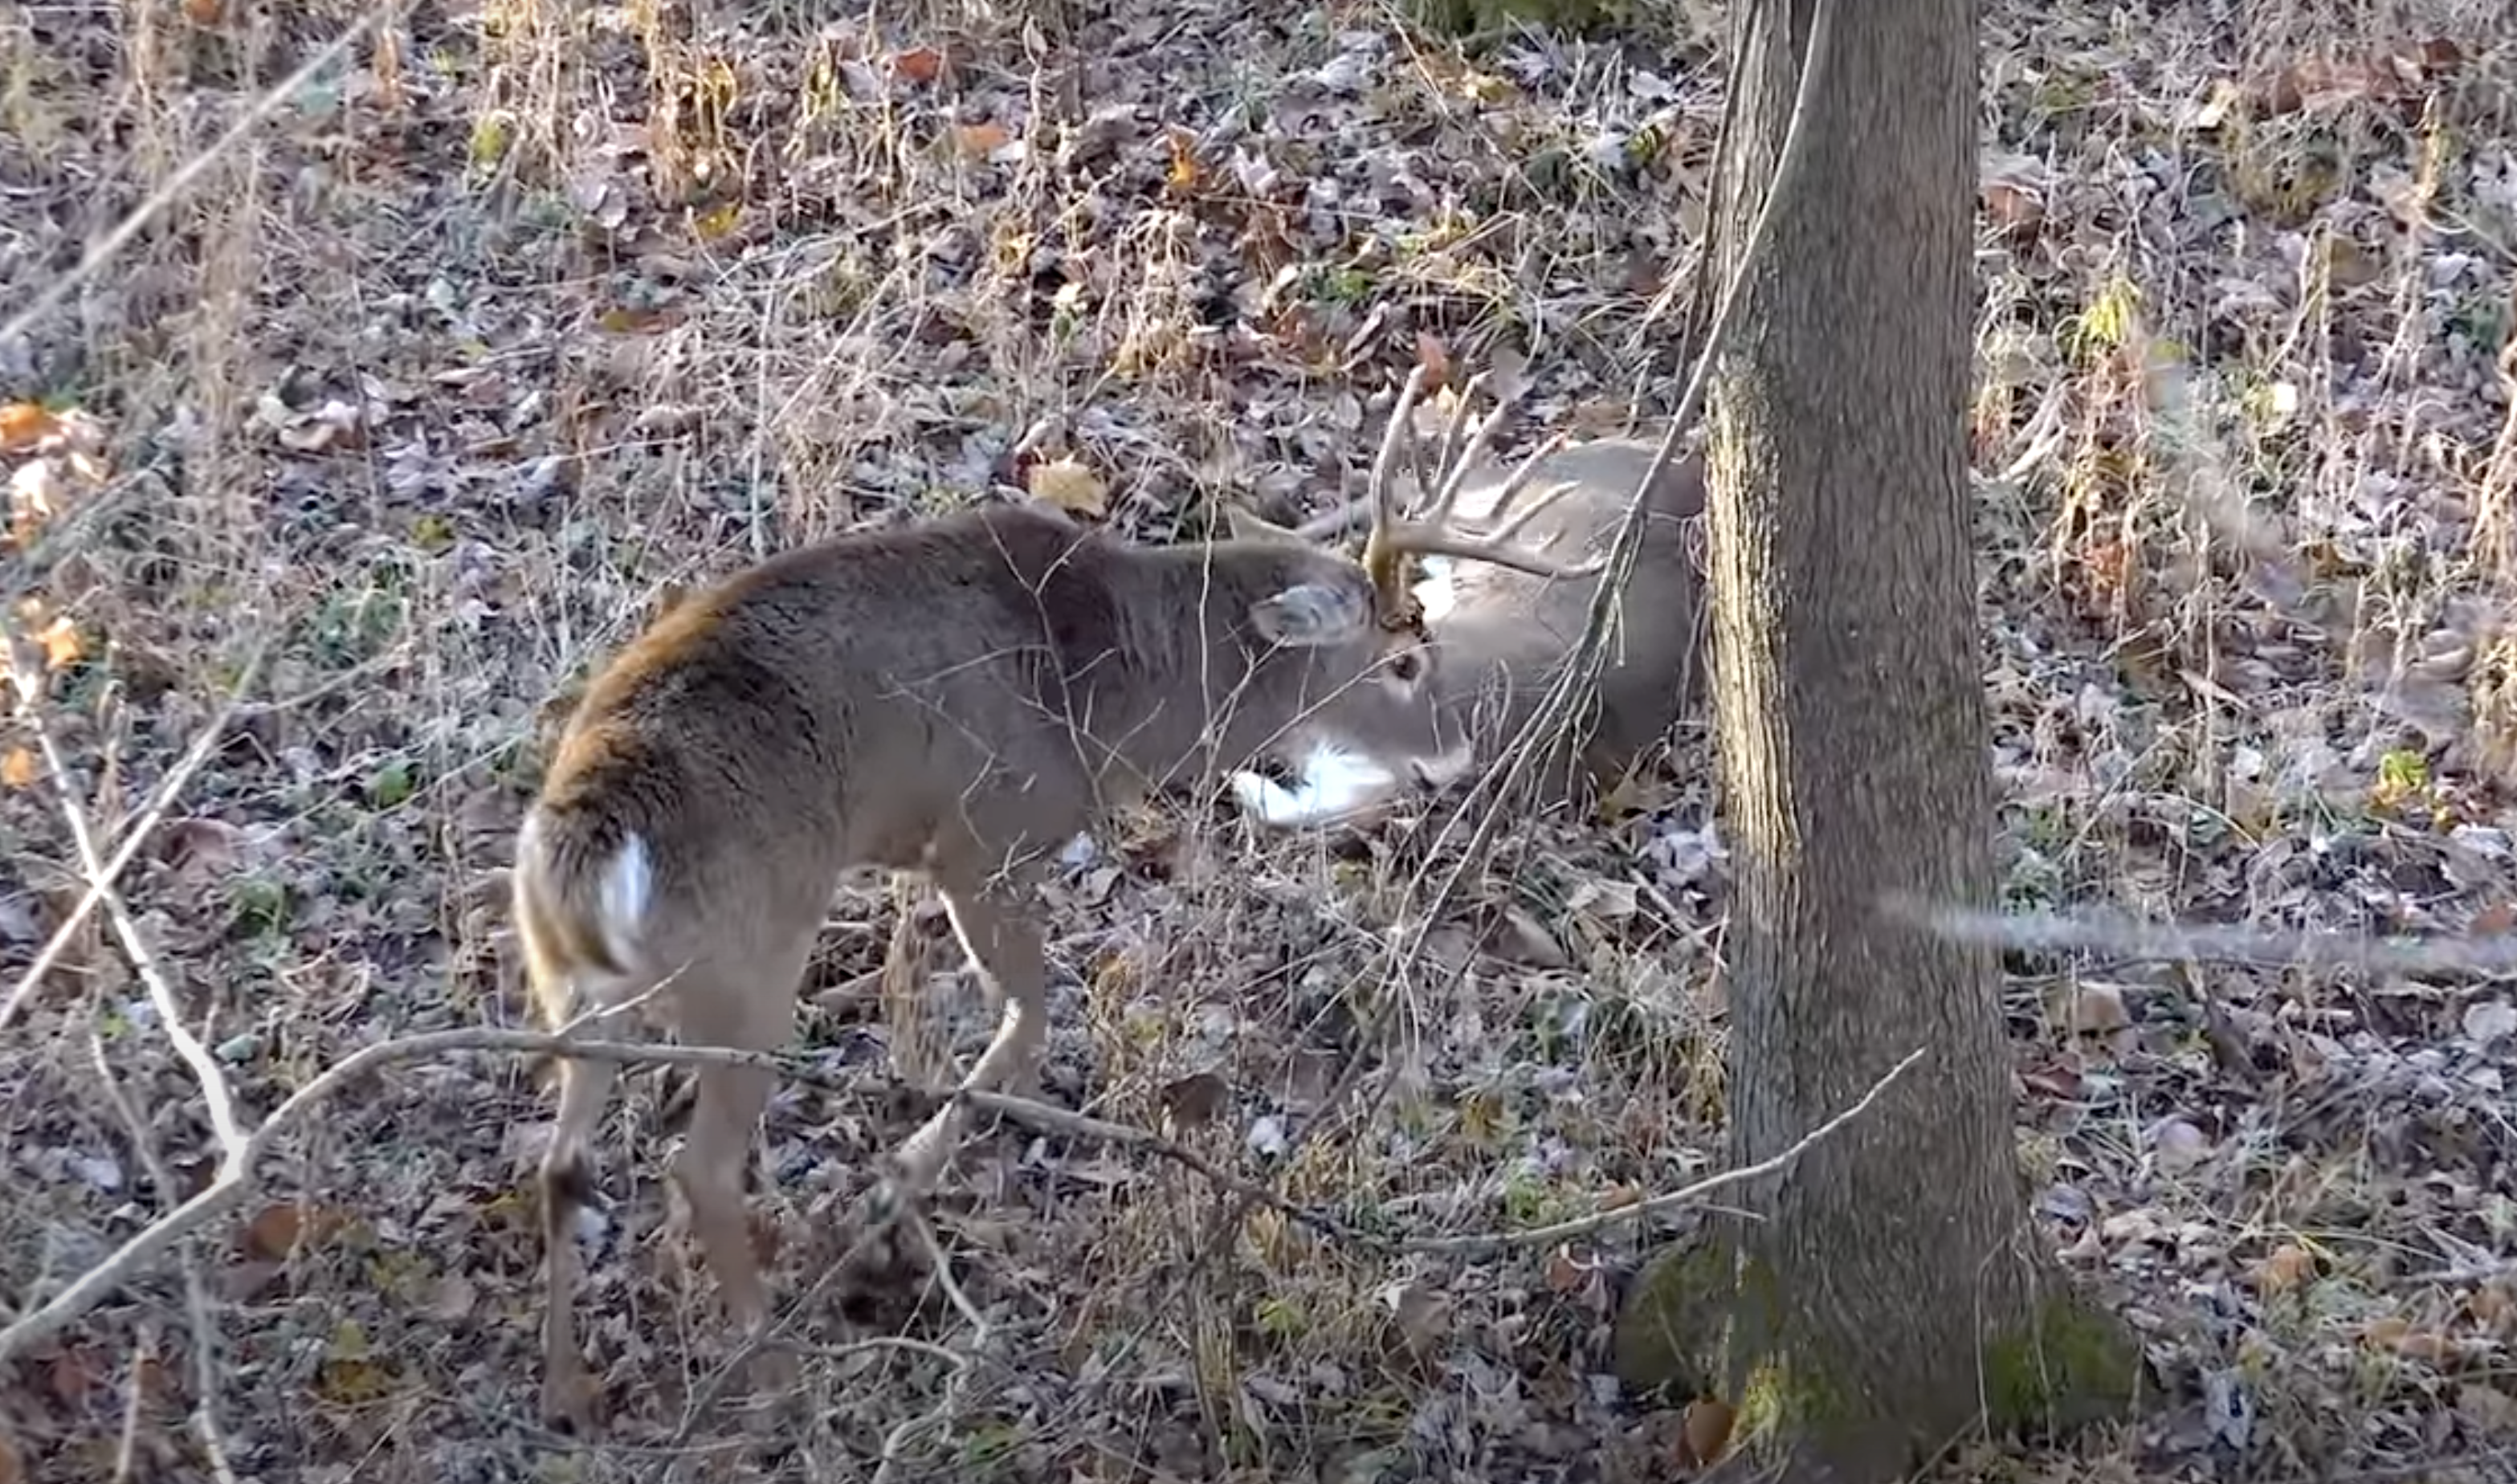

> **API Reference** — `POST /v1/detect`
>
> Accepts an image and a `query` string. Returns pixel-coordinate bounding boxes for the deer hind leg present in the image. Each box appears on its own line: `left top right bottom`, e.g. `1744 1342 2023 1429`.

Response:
541 1047 623 1429
669 944 810 1396
890 861 1049 1195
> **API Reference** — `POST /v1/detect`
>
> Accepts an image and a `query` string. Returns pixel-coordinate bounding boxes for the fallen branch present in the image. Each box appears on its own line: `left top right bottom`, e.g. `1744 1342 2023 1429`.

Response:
0 636 271 1034
960 1087 1356 1239
0 7 406 353
1405 1044 1928 1255
9 640 253 1156
87 1025 240 1484
1894 896 2517 976
0 1024 859 1362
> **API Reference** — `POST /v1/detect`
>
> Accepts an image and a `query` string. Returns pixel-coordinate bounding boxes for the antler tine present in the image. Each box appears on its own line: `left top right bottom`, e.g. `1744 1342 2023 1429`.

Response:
1420 369 1491 516
1457 429 1575 532
1360 365 1436 610
1389 525 1607 582
1368 373 1609 583
1421 389 1513 528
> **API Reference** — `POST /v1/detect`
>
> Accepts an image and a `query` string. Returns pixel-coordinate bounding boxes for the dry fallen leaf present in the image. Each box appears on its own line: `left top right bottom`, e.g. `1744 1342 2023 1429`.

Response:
2257 1243 2318 1294
244 1202 306 1260
955 120 1014 160
1158 1070 1229 1130
1027 455 1108 516
1 748 35 789
1165 125 1201 191
0 402 54 452
1679 1397 1737 1467
36 615 84 671
693 201 742 240
889 46 942 84
1413 331 1450 385
11 457 64 544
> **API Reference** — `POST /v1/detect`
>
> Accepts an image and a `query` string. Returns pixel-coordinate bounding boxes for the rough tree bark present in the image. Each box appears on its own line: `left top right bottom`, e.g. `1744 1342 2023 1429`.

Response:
1613 0 2139 1478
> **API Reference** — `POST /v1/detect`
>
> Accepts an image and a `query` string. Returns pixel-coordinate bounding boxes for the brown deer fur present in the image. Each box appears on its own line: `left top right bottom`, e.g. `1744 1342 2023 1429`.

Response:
1408 439 1707 803
514 496 1528 1425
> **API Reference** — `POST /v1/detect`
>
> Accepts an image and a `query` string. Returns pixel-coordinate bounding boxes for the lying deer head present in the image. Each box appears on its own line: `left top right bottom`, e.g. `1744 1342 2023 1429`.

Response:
1231 370 1709 827
512 389 1600 1427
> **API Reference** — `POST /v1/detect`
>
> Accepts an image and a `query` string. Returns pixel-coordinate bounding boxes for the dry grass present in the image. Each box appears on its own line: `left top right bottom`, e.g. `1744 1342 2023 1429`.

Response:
3 0 2516 1479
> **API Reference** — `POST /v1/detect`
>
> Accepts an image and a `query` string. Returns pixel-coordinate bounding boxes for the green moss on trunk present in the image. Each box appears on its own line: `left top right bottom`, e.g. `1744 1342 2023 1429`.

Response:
1981 1292 2145 1433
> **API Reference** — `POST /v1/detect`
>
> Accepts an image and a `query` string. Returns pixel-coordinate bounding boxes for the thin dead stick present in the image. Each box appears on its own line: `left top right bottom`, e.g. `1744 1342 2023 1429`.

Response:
0 7 402 352
648 1176 936 1483
1895 896 2517 977
872 1210 987 1484
0 636 271 1034
1405 1045 1929 1255
1419 0 1841 902
12 646 251 1155
87 1024 241 1484
1148 0 1846 1346
0 1024 867 1362
960 1088 1355 1239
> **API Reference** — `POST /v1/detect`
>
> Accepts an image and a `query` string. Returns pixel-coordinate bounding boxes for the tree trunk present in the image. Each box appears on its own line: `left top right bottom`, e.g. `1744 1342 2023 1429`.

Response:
1630 0 2137 1474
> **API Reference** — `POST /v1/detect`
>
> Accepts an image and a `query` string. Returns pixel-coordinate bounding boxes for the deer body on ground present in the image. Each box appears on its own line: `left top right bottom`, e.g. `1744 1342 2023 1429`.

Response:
1233 388 1708 828
512 388 1598 1426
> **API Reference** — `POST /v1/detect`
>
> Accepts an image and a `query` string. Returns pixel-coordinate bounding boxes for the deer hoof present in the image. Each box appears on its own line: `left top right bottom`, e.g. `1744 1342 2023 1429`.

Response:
541 1369 593 1433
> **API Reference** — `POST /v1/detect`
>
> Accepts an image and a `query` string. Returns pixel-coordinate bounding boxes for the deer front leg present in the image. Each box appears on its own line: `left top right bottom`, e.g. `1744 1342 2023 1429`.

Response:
890 869 1049 1195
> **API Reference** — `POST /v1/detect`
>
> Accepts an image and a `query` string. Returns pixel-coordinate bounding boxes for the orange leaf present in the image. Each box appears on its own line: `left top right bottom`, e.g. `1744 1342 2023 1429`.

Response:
889 46 941 84
0 402 52 452
1 748 35 789
955 121 1013 159
2257 1243 2317 1294
245 1203 304 1260
1679 1397 1737 1466
1414 332 1451 386
1165 126 1201 191
36 616 82 671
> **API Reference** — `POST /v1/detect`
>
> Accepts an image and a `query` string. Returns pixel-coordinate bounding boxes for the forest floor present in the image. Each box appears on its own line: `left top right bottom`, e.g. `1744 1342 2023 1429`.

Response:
5 0 2517 1480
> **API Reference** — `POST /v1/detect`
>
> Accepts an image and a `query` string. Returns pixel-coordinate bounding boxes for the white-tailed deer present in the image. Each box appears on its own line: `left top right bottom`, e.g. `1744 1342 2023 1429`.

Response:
512 395 1602 1425
1231 373 1708 827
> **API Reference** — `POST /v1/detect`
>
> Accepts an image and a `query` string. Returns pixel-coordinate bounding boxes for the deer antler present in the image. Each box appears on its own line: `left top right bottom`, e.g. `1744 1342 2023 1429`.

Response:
1353 367 1609 616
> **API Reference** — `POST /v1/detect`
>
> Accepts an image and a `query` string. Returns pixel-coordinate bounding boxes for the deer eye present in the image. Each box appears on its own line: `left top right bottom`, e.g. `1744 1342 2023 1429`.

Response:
1386 649 1425 683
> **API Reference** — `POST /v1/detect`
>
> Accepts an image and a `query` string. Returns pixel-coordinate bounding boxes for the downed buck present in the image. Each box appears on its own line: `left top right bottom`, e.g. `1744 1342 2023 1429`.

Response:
1232 372 1708 826
511 409 1603 1425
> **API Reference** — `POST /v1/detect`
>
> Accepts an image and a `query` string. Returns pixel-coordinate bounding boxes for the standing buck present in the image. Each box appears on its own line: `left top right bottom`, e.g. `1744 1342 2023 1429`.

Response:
1233 372 1709 827
511 393 1602 1425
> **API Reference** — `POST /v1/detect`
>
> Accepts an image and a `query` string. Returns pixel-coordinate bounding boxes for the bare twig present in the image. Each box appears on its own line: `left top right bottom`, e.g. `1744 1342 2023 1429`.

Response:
88 1024 241 1484
0 1024 869 1363
0 637 271 1034
1423 0 1841 892
1405 1045 1929 1255
10 642 252 1156
0 8 404 353
959 1088 1355 1239
1895 897 2517 977
873 1211 986 1484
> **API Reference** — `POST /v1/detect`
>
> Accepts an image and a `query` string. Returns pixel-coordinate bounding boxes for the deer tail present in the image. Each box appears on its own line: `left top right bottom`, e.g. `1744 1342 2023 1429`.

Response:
512 805 655 1031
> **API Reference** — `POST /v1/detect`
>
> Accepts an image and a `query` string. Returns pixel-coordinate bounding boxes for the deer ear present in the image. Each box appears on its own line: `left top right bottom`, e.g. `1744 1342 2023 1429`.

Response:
1250 581 1368 647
